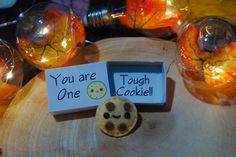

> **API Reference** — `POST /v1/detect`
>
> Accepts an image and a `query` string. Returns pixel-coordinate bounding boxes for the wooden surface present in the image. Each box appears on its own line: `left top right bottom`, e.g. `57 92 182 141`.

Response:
1 37 236 157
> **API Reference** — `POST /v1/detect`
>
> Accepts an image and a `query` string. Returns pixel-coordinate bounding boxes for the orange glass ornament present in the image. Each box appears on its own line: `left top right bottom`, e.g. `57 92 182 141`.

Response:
16 2 85 69
0 39 23 101
176 16 236 105
119 0 188 29
84 0 188 37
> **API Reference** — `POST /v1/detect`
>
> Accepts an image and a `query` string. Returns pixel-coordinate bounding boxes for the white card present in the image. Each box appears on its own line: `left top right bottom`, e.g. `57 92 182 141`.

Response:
45 62 110 114
112 72 166 103
45 61 166 115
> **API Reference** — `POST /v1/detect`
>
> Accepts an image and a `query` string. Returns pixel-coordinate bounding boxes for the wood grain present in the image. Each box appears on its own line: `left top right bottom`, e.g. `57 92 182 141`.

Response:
0 37 236 157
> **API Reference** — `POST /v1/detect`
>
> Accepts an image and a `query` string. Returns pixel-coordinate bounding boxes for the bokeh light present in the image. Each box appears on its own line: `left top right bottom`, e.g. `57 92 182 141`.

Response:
0 39 23 101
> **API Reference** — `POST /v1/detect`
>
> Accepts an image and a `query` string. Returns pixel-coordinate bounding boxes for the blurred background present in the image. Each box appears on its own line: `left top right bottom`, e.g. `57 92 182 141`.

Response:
0 0 143 84
1 0 236 84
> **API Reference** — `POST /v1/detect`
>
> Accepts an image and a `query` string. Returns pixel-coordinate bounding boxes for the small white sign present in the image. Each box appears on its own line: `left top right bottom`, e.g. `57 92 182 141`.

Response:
45 61 166 114
113 73 165 103
45 62 110 114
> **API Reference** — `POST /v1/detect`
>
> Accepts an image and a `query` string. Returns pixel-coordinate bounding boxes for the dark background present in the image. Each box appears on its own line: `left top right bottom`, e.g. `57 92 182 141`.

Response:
0 0 141 44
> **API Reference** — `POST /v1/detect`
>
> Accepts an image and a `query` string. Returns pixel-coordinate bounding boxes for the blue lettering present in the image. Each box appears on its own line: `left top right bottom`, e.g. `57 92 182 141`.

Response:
120 74 128 85
57 88 66 100
116 86 125 96
50 73 61 86
57 88 80 100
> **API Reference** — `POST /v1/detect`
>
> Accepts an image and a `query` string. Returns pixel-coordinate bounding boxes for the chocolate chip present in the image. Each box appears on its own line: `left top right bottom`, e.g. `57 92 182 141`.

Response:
124 112 131 119
105 122 114 131
124 103 131 112
105 102 115 111
103 112 110 119
118 123 128 132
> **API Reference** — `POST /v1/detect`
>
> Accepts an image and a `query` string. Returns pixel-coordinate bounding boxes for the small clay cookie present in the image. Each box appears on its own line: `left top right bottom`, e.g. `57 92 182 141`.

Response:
87 81 107 99
96 96 138 137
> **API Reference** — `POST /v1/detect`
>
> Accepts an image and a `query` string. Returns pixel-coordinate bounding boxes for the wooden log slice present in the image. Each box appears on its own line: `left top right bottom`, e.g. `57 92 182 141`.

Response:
0 37 236 157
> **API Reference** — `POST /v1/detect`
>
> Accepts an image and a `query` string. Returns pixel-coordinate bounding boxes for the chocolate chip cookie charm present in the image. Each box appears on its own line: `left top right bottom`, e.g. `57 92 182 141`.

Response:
95 96 138 137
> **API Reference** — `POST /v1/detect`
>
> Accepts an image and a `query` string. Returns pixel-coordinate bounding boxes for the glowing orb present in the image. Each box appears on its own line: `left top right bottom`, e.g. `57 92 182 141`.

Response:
118 0 188 34
177 17 236 105
16 2 85 69
0 39 23 100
